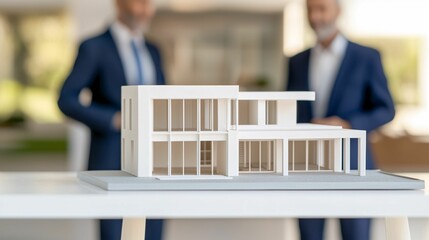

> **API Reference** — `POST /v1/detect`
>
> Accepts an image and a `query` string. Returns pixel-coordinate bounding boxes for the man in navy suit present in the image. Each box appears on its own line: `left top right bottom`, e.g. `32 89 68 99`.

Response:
58 0 165 239
287 0 395 239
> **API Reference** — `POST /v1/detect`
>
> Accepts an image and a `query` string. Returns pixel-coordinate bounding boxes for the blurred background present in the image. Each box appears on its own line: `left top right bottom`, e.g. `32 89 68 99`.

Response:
0 0 428 239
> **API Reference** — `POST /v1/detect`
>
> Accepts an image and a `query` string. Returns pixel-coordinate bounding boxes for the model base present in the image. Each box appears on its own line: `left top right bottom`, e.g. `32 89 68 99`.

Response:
78 170 424 191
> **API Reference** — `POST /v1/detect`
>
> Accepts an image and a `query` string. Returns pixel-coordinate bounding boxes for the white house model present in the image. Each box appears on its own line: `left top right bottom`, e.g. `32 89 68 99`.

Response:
121 86 366 179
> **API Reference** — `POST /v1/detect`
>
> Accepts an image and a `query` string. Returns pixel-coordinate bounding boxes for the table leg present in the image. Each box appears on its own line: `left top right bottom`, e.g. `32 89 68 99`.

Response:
121 218 146 240
385 217 411 240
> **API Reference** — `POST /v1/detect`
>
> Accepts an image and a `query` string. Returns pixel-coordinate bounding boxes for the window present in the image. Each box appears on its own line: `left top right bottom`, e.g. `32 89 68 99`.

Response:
288 140 332 172
200 99 218 131
200 141 212 166
122 138 125 169
153 100 168 132
171 99 184 131
153 140 225 176
184 100 197 131
231 99 237 127
123 99 126 130
200 141 217 175
129 99 132 131
131 140 135 165
153 142 168 175
154 99 206 132
171 141 185 175
266 101 277 125
153 141 199 176
238 100 258 125
239 140 275 173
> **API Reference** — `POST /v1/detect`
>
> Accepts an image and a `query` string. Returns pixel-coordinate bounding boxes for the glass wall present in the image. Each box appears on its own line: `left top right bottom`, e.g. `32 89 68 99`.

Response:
153 140 226 176
153 99 223 132
239 140 276 173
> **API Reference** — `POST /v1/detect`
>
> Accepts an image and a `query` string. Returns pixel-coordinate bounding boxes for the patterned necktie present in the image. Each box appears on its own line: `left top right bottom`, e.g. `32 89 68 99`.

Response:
130 40 144 85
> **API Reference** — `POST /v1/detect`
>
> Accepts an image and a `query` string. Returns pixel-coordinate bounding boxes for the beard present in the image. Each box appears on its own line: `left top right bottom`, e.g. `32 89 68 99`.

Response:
121 14 150 35
313 23 337 42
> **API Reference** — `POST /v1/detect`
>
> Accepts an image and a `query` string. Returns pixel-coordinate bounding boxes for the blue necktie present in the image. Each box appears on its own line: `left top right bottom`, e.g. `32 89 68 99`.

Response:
131 40 144 85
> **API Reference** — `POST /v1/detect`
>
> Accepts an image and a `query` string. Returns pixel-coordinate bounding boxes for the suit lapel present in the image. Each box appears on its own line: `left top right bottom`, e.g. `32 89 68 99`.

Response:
325 42 354 117
302 50 311 92
302 50 314 121
145 42 163 85
105 29 127 86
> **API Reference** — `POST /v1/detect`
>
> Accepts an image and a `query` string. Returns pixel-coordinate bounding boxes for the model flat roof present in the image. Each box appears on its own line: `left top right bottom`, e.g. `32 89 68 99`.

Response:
236 124 342 131
133 85 239 99
123 86 315 101
238 92 315 101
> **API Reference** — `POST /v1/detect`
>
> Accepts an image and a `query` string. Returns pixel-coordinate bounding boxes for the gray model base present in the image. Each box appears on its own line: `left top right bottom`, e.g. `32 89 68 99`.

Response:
78 170 425 191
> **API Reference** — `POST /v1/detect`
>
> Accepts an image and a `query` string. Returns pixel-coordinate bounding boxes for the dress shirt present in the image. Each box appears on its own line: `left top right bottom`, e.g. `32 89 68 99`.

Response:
309 33 348 118
110 21 156 85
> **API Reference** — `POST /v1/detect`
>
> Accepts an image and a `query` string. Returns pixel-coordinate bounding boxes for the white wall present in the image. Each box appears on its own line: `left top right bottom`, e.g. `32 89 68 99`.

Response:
68 0 115 42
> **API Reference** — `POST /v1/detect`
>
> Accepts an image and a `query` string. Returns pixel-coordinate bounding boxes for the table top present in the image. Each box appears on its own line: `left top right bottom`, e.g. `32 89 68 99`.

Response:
0 172 428 219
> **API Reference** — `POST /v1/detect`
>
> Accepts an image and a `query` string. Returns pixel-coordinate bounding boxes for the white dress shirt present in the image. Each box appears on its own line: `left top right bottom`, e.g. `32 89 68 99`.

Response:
110 21 156 85
309 34 348 118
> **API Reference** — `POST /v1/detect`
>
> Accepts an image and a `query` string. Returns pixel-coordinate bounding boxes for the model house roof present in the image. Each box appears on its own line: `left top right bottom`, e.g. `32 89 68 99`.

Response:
238 92 315 101
134 85 239 99
128 85 315 102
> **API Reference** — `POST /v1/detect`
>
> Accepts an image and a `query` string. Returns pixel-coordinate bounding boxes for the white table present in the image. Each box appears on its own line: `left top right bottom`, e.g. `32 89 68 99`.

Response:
0 172 428 240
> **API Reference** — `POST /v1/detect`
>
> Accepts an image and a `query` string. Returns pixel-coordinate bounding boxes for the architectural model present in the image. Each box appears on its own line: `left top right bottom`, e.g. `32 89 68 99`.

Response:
121 85 366 179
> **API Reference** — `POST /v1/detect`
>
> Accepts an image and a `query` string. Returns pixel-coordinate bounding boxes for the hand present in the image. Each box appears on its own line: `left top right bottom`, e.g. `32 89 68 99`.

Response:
312 116 351 129
113 112 121 131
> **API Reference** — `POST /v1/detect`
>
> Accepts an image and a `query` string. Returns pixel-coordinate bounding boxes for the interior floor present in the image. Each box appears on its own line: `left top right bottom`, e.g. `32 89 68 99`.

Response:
153 167 218 176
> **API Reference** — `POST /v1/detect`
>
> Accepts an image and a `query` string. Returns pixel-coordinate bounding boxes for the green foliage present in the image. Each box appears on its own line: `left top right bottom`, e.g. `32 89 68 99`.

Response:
0 139 67 155
0 12 74 124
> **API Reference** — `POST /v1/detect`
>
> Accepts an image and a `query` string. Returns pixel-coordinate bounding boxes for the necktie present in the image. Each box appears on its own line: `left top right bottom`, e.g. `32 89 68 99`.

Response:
130 40 144 85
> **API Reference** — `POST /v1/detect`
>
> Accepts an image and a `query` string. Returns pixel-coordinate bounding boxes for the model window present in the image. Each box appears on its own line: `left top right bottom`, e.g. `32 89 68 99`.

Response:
184 100 198 131
238 100 258 125
153 100 168 132
265 101 277 125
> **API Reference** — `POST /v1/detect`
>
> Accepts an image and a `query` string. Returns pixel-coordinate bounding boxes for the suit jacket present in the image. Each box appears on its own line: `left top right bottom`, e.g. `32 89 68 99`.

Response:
58 29 166 171
287 41 395 169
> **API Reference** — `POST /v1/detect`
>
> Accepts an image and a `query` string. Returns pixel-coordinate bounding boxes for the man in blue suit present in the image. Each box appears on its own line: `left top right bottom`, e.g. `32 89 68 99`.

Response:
58 0 165 239
287 0 395 239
